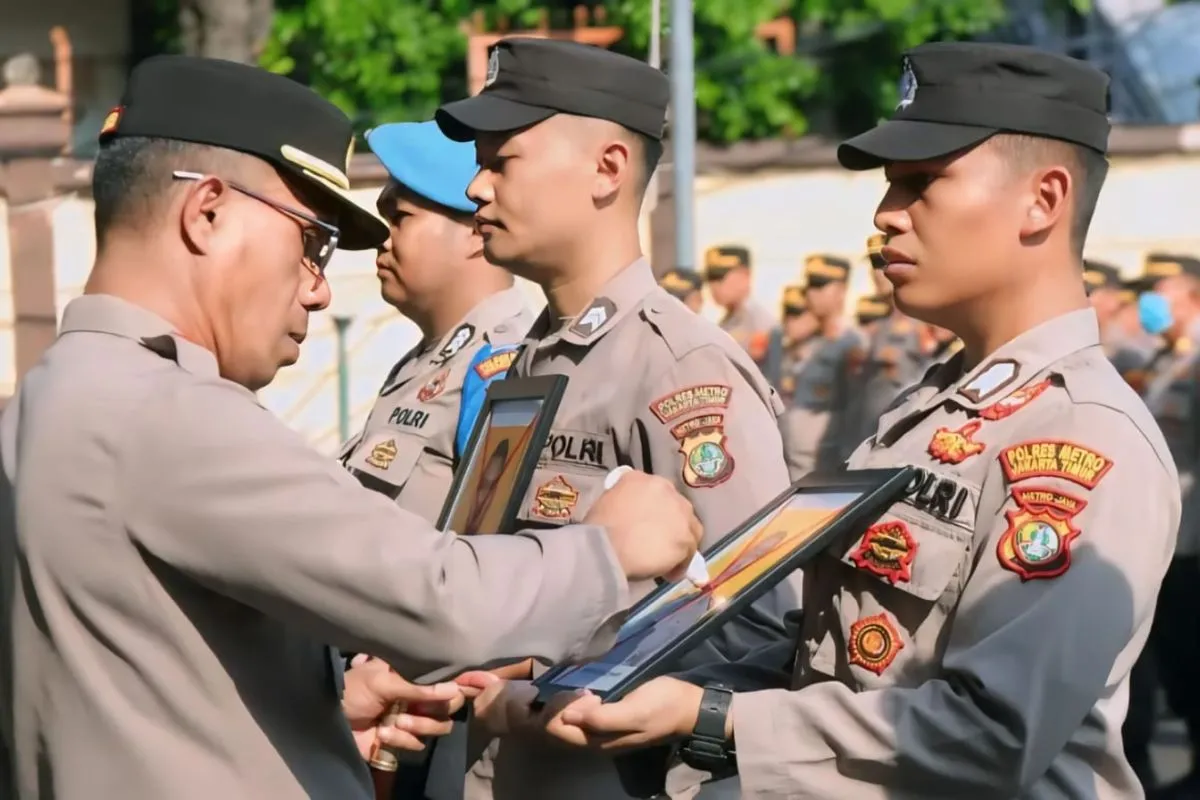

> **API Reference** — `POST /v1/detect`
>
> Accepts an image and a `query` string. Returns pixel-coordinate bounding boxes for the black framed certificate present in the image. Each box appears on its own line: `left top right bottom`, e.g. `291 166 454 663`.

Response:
436 375 567 535
532 467 915 703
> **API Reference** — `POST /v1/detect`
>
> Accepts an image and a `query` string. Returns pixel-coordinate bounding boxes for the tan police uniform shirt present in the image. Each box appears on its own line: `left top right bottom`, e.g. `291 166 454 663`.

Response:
840 313 929 460
339 286 533 523
673 308 1178 799
0 294 638 800
477 260 797 800
719 298 776 363
779 327 865 479
1142 320 1200 557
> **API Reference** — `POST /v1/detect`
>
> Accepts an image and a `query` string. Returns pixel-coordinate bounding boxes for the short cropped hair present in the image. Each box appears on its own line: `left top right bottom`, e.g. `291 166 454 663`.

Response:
624 129 663 197
989 133 1109 257
91 136 243 246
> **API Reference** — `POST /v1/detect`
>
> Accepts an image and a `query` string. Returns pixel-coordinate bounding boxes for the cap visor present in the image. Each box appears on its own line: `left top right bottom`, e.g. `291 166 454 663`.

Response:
435 94 556 142
837 119 997 171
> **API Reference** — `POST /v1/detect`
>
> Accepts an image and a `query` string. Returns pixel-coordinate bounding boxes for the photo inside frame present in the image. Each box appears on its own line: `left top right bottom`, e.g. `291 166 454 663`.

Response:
539 487 865 693
443 396 545 535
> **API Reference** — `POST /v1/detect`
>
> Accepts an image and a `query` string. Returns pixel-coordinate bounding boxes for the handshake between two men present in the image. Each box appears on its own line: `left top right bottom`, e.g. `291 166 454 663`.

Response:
344 469 706 760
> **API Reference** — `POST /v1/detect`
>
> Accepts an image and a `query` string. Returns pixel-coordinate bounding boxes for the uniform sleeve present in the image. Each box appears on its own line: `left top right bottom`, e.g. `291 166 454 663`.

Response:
456 343 520 459
727 404 1179 798
638 346 791 539
637 346 798 664
123 379 632 682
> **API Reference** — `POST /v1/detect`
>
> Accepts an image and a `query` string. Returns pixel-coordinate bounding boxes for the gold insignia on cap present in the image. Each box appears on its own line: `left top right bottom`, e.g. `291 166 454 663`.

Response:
280 144 351 192
856 297 891 317
704 247 744 270
1082 270 1104 287
100 106 122 137
804 255 847 280
866 234 885 254
1144 259 1182 279
781 285 806 311
660 272 694 294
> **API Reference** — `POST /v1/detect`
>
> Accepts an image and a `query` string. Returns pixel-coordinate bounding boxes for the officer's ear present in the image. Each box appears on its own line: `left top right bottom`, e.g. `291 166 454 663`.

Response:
593 136 633 204
1021 163 1070 240
178 174 234 257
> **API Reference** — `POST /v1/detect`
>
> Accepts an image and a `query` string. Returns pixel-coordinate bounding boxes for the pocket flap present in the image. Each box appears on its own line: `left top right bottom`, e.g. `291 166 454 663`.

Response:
838 507 968 601
516 466 609 526
345 430 424 489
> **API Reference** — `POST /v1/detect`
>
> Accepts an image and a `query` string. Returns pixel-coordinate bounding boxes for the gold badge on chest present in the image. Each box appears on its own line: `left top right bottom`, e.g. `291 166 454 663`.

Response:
532 475 580 520
850 520 918 584
366 439 398 470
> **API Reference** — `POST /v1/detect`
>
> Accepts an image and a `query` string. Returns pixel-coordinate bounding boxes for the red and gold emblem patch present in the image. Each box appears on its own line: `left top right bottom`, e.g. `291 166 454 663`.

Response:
997 486 1086 580
850 521 918 584
978 378 1053 421
999 440 1112 489
417 369 449 403
531 475 579 521
848 613 903 675
927 419 985 465
474 350 517 380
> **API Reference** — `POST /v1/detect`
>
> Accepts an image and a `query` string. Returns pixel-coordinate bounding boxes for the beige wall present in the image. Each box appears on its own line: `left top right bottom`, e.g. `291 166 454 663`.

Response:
692 153 1200 323
3 152 1198 451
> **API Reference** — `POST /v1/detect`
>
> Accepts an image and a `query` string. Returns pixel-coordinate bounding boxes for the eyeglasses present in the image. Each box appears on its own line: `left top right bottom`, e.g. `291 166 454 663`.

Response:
172 170 341 276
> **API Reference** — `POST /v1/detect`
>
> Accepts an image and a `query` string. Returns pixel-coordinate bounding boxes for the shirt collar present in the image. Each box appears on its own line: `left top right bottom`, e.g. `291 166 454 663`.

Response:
59 294 220 377
926 308 1102 411
526 258 658 349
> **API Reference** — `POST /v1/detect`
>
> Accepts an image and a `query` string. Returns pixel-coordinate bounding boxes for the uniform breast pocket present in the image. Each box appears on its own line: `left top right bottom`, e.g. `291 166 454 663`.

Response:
808 506 972 686
344 430 425 500
515 465 609 527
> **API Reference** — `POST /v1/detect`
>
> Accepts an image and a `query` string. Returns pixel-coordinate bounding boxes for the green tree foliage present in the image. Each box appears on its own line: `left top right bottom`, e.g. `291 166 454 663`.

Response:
260 0 1009 143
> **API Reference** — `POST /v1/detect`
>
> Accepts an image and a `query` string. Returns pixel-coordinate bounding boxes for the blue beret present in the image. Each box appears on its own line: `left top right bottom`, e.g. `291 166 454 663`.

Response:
366 121 478 214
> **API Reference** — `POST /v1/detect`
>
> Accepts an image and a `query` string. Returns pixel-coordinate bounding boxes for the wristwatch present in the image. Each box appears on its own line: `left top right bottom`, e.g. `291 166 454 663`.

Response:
678 683 736 772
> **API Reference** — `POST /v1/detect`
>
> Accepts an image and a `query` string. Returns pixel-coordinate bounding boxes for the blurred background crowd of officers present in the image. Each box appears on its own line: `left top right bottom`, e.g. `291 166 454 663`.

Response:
658 240 1200 799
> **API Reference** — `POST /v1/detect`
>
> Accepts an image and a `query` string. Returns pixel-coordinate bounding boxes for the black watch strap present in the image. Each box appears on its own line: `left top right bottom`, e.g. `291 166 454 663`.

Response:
679 684 735 772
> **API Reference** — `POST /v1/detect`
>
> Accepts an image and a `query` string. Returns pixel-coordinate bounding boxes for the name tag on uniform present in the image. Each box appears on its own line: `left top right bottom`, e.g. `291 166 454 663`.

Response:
387 406 430 431
542 429 613 469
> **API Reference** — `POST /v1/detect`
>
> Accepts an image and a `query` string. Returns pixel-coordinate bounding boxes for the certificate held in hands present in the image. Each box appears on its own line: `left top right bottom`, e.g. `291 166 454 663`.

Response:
533 467 916 704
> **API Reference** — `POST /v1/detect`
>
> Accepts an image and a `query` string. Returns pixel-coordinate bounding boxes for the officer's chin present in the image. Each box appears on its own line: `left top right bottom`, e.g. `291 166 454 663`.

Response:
483 240 536 279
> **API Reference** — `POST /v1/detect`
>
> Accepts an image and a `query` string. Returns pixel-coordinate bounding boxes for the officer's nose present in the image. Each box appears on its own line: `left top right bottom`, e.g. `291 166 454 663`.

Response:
302 273 332 312
873 187 913 239
467 169 494 207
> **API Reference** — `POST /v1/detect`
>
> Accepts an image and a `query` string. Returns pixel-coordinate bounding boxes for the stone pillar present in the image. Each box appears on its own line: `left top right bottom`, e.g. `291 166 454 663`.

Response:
0 52 71 382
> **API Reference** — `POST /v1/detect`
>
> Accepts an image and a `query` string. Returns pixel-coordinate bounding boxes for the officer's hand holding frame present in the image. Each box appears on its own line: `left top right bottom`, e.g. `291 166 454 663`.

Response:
532 467 916 705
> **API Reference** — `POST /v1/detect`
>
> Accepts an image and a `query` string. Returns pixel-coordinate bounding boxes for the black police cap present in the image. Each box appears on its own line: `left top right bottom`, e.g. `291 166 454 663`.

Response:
781 284 807 316
100 55 387 250
839 42 1110 171
803 254 851 287
702 245 751 281
1083 259 1121 291
436 38 669 143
